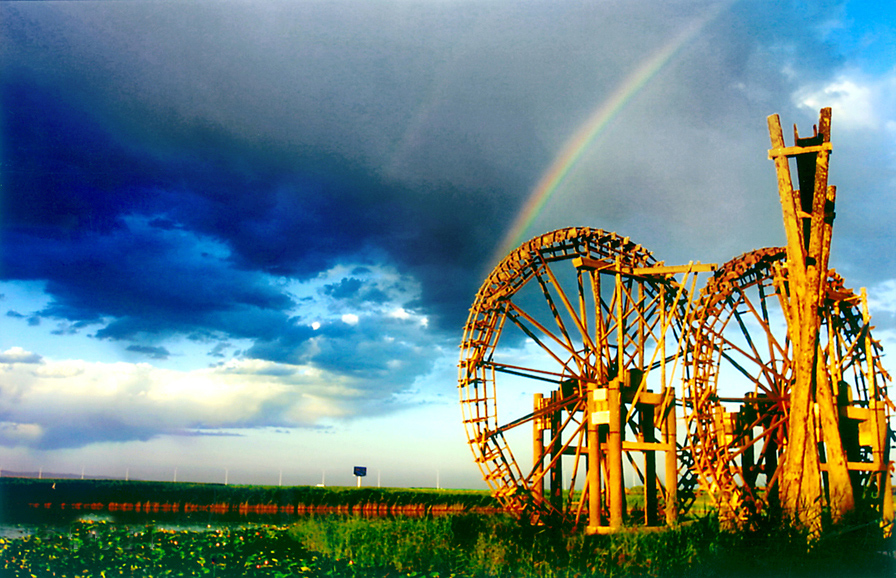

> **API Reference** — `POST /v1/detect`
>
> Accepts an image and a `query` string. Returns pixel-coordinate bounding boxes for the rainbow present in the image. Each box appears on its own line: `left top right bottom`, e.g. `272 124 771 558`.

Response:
491 6 729 266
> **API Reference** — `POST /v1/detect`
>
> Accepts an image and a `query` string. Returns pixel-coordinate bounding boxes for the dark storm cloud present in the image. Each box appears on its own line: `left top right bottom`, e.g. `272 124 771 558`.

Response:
0 68 498 338
208 342 232 358
323 278 363 300
126 345 171 360
3 216 294 341
322 277 394 306
1 0 886 389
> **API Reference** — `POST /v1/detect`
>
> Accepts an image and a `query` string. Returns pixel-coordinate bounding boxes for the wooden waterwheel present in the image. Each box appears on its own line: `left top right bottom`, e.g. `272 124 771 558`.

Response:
458 227 707 532
683 246 893 525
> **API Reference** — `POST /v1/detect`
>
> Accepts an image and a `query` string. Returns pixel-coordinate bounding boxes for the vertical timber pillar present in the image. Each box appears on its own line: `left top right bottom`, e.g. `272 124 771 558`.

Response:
862 290 894 536
549 390 563 513
533 393 545 504
642 402 658 526
587 382 604 533
663 386 679 526
609 257 625 530
767 108 854 532
608 378 624 530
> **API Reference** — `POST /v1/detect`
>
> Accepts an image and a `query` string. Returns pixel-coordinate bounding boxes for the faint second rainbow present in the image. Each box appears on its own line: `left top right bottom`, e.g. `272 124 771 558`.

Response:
490 7 726 267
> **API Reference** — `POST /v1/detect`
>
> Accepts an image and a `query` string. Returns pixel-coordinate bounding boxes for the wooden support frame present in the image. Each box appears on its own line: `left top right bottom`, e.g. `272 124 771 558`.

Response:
461 109 892 537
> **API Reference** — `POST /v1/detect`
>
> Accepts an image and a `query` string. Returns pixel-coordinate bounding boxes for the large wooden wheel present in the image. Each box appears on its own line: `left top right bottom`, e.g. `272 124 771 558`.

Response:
684 247 893 523
459 227 695 529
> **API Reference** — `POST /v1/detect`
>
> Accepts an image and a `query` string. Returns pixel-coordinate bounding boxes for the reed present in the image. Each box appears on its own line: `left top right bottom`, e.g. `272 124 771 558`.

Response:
1 514 892 577
287 513 894 577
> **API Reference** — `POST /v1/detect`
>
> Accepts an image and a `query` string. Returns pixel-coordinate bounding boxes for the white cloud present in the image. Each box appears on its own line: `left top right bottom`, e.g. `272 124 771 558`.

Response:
341 313 359 325
0 350 405 449
860 279 896 366
388 307 429 327
31 359 86 379
0 422 43 443
0 347 43 365
866 278 896 316
389 307 411 320
794 72 896 130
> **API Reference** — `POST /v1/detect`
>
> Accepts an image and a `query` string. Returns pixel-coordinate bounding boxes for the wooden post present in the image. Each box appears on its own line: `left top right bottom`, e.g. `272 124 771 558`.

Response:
769 112 823 533
741 396 758 489
587 383 603 532
608 379 624 530
533 393 545 503
609 260 627 529
549 390 564 512
642 402 657 526
664 387 678 526
884 474 894 538
767 108 854 532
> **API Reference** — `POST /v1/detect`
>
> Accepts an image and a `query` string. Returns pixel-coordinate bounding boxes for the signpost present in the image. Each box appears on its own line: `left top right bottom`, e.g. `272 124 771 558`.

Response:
353 466 367 488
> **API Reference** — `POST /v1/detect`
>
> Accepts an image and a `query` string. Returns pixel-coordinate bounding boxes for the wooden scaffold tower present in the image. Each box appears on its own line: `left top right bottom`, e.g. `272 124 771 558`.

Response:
682 108 894 534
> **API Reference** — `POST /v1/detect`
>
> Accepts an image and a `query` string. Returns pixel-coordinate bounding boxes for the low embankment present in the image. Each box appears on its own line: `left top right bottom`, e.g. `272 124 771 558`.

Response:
0 477 501 523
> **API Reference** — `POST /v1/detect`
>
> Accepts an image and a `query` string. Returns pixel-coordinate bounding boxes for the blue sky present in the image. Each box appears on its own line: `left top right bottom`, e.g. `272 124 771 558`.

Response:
1 0 894 488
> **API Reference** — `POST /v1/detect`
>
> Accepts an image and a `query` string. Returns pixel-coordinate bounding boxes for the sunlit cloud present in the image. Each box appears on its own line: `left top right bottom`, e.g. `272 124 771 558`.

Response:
795 72 896 129
866 279 896 316
0 349 429 450
0 346 42 364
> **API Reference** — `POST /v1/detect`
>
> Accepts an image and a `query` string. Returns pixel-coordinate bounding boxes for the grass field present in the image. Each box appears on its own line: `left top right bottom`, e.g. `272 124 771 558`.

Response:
1 513 893 577
1 478 893 577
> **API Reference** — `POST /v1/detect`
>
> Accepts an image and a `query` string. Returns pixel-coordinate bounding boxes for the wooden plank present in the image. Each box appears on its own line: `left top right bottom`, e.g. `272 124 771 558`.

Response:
768 142 833 158
572 257 716 276
840 405 872 421
623 441 674 452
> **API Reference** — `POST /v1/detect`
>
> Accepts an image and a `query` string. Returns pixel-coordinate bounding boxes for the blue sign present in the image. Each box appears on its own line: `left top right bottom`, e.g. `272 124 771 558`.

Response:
353 466 367 477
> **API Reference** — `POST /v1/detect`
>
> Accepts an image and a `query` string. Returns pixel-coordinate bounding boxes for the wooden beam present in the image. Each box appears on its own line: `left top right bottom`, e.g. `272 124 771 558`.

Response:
572 257 716 277
767 142 833 159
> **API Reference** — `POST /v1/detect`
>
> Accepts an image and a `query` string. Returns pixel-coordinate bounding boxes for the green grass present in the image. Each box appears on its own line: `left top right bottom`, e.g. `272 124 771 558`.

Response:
288 513 895 577
0 520 321 577
2 514 892 577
